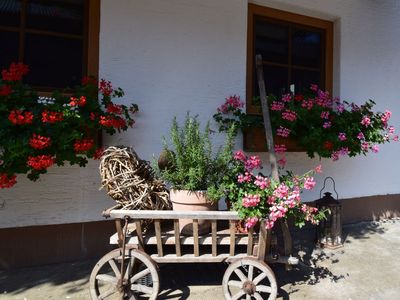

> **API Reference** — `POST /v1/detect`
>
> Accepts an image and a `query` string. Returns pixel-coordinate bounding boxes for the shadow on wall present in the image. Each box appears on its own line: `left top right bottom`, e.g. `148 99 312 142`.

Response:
0 220 116 270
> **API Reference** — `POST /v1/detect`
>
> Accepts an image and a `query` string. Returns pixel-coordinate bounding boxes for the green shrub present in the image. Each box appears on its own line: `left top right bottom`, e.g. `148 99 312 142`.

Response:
156 114 235 202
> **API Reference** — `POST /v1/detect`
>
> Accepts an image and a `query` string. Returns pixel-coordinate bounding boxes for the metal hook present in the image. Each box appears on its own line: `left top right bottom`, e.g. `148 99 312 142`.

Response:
319 177 339 199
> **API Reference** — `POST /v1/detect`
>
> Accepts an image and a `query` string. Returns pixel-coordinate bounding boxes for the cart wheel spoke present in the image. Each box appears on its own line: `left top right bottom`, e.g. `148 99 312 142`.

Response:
256 284 272 293
98 287 117 300
253 292 263 300
131 284 153 295
95 274 118 284
231 290 245 300
248 265 254 281
124 256 136 280
227 280 243 288
234 269 247 282
252 272 267 285
130 267 151 283
108 258 121 278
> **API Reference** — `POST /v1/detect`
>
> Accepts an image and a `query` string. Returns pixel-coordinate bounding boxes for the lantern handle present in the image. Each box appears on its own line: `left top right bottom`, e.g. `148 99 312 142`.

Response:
319 176 338 199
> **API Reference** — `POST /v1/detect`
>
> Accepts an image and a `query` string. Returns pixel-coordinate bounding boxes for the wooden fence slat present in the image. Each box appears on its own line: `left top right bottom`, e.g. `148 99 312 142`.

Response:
135 221 144 250
193 219 199 257
154 219 163 257
174 219 182 257
247 227 254 256
229 220 236 256
211 220 217 257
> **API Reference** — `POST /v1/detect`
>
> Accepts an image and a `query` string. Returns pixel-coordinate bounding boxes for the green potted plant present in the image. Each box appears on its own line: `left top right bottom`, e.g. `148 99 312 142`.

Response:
156 114 235 234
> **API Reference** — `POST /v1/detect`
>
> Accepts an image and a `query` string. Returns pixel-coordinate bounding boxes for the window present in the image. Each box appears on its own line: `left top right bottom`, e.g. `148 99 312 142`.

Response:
0 0 99 89
247 4 333 114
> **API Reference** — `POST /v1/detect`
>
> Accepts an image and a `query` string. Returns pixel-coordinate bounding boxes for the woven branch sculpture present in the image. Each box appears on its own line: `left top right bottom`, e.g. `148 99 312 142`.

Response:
99 146 171 210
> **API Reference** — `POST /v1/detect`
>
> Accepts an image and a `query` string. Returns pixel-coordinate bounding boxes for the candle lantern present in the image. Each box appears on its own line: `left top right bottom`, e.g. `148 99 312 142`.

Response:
315 177 343 249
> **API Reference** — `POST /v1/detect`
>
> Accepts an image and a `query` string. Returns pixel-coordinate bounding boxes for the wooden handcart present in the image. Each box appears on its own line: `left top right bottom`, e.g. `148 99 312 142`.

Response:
90 54 296 299
89 208 298 300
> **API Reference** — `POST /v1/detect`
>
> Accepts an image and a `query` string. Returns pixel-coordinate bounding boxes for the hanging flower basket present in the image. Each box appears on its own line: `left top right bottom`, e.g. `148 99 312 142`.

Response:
214 87 398 165
0 62 138 188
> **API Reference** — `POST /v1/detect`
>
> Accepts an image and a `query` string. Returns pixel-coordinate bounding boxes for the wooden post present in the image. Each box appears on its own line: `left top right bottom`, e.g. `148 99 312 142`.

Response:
255 54 293 265
255 54 279 181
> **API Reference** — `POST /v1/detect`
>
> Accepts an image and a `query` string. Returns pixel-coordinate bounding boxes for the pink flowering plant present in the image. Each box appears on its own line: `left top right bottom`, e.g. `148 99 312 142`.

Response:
225 150 326 230
214 86 398 165
0 62 138 188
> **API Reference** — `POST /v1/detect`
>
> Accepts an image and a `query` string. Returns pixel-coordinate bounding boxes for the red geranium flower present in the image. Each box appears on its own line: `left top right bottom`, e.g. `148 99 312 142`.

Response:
27 155 55 170
74 139 94 152
8 110 34 125
0 173 17 188
99 79 113 96
2 62 29 81
106 103 123 114
323 141 334 151
93 148 104 160
294 94 304 101
0 85 11 96
69 96 87 107
99 116 126 129
29 134 51 149
42 110 64 123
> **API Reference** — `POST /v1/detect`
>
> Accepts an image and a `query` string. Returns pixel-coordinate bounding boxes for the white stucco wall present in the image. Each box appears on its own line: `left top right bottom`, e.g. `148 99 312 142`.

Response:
1 0 399 228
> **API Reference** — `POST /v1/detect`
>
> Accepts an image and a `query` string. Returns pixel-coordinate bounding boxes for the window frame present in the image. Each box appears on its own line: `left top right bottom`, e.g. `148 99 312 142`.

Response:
0 0 100 91
246 4 333 115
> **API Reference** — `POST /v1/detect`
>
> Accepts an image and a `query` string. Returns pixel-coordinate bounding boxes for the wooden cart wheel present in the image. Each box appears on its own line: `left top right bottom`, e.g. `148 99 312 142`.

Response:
89 248 160 300
222 257 277 300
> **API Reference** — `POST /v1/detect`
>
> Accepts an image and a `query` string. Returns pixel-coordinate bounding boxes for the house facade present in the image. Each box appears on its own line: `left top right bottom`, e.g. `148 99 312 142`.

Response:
1 0 399 268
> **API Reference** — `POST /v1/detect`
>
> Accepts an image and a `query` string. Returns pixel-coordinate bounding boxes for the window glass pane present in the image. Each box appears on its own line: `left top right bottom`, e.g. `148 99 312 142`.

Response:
0 31 19 71
255 21 288 64
292 29 322 68
292 69 322 93
24 34 83 87
0 0 21 26
253 65 288 97
26 0 84 35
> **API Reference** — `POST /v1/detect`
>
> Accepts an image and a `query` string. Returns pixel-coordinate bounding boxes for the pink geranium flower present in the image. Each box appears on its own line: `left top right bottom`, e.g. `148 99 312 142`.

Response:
304 177 316 190
361 116 371 127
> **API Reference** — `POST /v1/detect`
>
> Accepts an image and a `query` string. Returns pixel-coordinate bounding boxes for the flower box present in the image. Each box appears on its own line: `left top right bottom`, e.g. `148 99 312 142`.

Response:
243 127 304 152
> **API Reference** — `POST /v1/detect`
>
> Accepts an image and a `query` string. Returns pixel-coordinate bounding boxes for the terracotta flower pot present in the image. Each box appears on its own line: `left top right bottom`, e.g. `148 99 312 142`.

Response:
170 189 217 235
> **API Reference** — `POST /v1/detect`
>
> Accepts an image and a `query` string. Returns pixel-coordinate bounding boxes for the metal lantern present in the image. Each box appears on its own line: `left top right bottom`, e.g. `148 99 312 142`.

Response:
315 177 343 249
